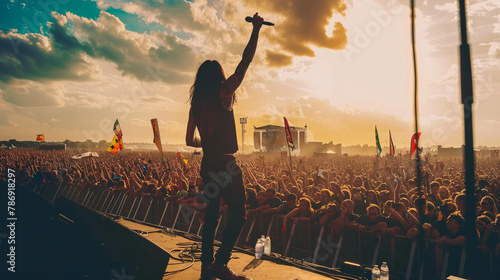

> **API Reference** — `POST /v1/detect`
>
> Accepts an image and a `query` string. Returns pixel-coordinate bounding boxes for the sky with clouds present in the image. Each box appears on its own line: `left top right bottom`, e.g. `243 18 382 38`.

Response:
0 0 499 149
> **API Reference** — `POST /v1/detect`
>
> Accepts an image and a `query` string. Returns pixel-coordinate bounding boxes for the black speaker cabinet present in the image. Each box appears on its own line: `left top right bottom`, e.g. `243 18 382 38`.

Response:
54 196 170 280
3 185 169 280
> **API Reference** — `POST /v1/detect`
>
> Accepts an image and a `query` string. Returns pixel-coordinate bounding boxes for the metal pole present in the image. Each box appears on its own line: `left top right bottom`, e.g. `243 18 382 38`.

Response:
93 189 105 210
458 0 477 277
410 0 423 196
82 190 90 206
51 184 62 204
127 197 138 218
158 201 170 227
312 226 325 264
187 208 197 233
288 145 293 171
143 198 154 222
116 193 127 215
240 117 247 154
104 193 115 213
132 196 144 220
172 204 183 230
99 191 111 212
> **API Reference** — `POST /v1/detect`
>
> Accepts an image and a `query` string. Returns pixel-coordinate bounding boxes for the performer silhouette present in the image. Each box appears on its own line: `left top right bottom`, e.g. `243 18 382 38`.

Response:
186 12 264 280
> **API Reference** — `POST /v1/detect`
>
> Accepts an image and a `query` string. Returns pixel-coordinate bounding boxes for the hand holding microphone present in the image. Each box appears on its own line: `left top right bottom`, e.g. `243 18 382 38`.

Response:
245 13 274 27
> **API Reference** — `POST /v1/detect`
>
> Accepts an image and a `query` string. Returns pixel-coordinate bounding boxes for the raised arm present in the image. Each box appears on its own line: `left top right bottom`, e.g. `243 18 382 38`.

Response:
220 13 263 111
242 165 258 185
286 167 299 189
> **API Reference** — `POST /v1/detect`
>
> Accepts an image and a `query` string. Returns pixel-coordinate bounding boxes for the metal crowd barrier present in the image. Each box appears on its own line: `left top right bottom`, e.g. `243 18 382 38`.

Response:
33 182 477 279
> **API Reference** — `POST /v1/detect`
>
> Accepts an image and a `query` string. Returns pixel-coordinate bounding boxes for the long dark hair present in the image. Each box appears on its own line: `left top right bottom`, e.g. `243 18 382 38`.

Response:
188 60 226 106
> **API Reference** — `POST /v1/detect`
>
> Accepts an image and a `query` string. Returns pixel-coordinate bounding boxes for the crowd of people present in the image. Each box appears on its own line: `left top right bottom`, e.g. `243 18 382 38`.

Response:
2 148 499 278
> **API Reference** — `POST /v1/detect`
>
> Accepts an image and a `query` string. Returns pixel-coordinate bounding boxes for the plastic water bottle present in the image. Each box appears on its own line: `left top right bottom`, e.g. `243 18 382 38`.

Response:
372 265 380 280
255 236 264 259
260 235 266 255
380 262 389 280
264 236 271 255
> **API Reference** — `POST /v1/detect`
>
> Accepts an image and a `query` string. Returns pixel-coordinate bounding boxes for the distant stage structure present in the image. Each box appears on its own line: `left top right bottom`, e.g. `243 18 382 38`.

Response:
437 145 500 159
253 124 307 153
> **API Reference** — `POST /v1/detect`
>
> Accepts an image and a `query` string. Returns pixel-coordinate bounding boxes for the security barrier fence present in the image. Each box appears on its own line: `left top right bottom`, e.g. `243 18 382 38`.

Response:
32 183 492 280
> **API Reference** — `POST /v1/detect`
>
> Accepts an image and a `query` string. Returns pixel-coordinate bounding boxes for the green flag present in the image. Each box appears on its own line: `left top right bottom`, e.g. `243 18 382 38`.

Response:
375 125 382 156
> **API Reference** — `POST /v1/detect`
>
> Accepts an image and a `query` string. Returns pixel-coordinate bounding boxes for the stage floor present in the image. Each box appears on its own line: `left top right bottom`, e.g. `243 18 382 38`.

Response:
118 219 335 280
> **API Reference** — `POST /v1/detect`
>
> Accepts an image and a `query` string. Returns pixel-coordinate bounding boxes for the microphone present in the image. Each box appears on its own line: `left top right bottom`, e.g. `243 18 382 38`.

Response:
245 16 274 26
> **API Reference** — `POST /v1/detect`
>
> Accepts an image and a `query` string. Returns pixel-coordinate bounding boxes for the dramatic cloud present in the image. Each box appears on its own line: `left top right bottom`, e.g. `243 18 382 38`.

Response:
0 29 98 83
59 11 197 84
0 10 198 84
434 2 456 14
0 105 15 127
265 51 293 67
0 0 498 146
107 0 348 67
64 89 111 108
0 81 65 107
469 0 500 16
489 43 500 59
243 0 348 57
102 0 208 32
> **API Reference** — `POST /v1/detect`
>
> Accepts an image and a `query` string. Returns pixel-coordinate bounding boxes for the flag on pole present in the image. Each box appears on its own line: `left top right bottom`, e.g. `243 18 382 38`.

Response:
176 153 188 165
375 126 382 156
113 119 122 139
150 118 164 159
107 119 123 154
36 134 45 141
410 132 421 158
107 135 123 154
389 130 395 156
283 117 295 150
180 154 188 165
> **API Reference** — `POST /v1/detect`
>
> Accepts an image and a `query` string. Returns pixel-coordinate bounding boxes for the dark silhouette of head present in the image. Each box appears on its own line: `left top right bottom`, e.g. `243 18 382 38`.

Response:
189 60 226 105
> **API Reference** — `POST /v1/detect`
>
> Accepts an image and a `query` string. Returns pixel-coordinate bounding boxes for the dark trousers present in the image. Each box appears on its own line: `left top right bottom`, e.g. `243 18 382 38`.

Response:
200 155 246 265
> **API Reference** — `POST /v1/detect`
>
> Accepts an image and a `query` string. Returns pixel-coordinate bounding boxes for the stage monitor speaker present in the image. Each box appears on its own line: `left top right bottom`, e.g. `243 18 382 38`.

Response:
7 186 168 280
53 196 170 280
340 261 365 278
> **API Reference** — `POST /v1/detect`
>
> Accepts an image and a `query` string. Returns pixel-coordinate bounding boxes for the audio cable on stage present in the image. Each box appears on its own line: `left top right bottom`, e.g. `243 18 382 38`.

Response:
164 242 202 275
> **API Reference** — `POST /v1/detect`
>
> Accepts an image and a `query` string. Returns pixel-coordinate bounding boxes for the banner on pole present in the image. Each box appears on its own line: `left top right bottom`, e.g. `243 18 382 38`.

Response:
283 117 295 150
375 126 382 156
151 118 164 160
107 119 124 154
410 132 421 158
389 130 395 156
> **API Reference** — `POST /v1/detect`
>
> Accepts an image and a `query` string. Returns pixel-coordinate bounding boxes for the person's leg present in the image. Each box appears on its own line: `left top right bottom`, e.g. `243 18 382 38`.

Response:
200 158 222 266
214 163 246 264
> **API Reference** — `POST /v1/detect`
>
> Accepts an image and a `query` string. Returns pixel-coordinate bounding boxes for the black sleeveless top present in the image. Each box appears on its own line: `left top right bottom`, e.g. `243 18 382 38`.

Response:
192 101 238 156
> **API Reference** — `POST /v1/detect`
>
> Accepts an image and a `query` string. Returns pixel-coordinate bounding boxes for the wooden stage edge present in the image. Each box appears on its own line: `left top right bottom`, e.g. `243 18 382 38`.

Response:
118 219 338 280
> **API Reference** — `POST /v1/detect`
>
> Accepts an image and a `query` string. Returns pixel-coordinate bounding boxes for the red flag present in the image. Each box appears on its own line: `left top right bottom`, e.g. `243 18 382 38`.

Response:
36 134 45 141
389 130 395 156
283 117 295 150
410 132 421 158
150 119 164 159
